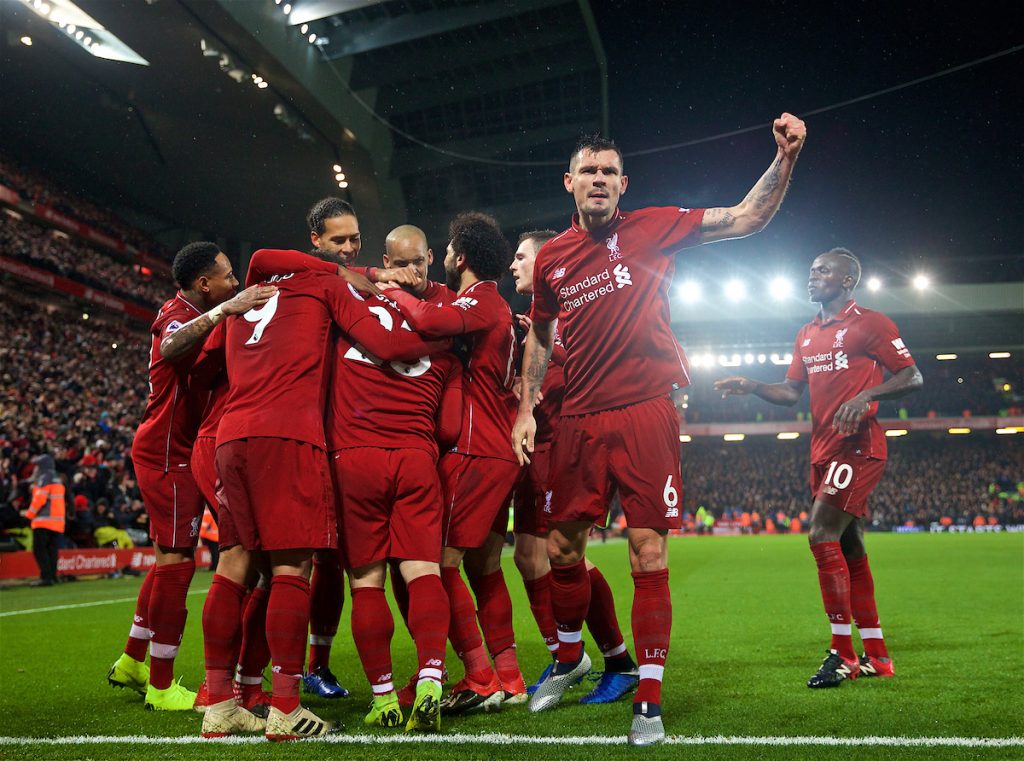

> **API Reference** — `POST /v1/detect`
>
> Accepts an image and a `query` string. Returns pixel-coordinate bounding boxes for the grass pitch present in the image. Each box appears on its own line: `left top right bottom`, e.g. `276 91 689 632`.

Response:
1 532 1021 760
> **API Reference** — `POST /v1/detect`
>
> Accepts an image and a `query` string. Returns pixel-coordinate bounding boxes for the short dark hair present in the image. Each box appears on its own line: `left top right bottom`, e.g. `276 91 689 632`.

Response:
569 133 623 172
518 229 559 248
824 247 862 289
307 197 356 235
171 241 221 290
449 212 511 282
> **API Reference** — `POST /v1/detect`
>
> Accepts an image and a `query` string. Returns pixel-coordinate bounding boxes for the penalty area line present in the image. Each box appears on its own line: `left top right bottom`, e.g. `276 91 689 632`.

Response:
0 734 1021 748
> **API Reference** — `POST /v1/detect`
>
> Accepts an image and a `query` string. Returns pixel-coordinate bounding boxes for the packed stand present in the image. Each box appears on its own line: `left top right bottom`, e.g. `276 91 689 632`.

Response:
0 152 169 256
0 211 168 308
680 433 1023 531
0 292 152 553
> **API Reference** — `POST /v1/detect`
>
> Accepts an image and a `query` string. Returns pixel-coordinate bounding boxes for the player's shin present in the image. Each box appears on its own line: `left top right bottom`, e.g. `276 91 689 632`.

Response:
203 575 247 702
848 555 890 660
148 559 197 689
406 574 448 686
810 541 857 662
550 560 590 668
631 568 670 705
351 586 396 694
266 574 311 713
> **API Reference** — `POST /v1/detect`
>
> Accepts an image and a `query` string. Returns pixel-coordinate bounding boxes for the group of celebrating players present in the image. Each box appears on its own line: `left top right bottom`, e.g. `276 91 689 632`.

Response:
104 111 924 746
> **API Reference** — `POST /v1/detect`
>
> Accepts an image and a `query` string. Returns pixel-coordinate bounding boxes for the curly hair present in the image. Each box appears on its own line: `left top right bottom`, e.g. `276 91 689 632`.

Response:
448 212 511 282
171 241 221 290
306 197 356 235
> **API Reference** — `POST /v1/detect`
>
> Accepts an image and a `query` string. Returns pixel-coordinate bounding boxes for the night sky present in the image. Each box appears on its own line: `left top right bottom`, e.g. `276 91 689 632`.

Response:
587 1 1023 285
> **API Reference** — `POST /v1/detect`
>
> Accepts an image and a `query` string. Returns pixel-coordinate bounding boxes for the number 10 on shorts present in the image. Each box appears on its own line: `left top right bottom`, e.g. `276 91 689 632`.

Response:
823 460 854 490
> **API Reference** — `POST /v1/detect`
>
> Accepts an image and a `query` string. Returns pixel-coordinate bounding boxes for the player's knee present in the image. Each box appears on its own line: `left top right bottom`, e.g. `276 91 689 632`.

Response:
631 545 665 573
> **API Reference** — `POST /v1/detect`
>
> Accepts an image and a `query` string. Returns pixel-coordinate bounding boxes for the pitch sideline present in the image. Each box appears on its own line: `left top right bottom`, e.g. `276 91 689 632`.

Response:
0 588 207 618
0 733 1021 747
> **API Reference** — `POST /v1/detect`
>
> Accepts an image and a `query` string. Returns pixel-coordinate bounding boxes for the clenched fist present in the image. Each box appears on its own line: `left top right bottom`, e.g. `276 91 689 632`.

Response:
773 112 806 160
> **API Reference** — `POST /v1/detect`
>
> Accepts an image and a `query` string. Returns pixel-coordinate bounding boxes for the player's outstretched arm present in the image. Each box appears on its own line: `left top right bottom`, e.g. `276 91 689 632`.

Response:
701 113 807 244
160 284 276 362
435 360 463 449
387 289 473 338
512 318 554 466
714 376 806 406
832 364 923 436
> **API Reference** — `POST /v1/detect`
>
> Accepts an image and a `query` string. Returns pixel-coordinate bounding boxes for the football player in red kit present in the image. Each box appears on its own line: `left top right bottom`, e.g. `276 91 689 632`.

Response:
107 242 274 712
513 115 807 745
715 248 922 689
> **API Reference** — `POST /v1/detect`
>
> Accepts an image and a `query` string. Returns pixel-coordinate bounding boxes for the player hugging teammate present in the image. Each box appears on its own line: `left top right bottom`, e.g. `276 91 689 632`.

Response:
106 110 922 747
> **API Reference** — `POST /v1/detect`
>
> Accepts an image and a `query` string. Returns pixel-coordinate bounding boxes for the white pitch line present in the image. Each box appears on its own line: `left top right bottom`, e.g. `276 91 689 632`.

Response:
0 734 1021 748
0 588 207 618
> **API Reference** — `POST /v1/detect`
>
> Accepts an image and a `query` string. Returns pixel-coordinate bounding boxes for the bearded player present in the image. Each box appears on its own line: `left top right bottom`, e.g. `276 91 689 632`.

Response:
513 114 807 745
510 230 638 702
715 248 922 688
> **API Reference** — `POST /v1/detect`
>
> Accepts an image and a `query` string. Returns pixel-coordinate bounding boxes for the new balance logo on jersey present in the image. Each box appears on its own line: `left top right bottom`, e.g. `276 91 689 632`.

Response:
606 232 622 261
552 267 566 280
613 264 632 288
891 337 911 358
835 351 849 370
452 296 478 310
802 338 812 347
833 328 848 348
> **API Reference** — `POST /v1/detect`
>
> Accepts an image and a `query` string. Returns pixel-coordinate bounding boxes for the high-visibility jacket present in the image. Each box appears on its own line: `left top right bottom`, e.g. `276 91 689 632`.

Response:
27 483 66 532
199 507 219 543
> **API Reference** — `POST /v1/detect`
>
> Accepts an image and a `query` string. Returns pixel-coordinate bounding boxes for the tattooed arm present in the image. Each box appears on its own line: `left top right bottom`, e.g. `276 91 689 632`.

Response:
160 284 277 362
701 112 807 244
511 318 555 466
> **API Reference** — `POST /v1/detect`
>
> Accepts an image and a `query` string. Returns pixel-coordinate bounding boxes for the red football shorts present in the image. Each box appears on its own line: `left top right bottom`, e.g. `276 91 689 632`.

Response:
549 395 683 530
513 442 553 535
135 464 204 550
810 452 886 519
190 435 219 515
216 437 335 552
332 447 443 569
439 452 521 549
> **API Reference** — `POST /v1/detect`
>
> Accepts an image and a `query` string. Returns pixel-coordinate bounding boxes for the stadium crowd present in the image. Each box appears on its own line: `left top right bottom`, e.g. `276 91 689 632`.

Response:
0 152 168 256
0 292 152 552
0 211 168 308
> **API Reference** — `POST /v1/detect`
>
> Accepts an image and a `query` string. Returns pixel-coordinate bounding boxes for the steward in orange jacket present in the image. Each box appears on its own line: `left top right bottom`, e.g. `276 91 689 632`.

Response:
25 454 65 585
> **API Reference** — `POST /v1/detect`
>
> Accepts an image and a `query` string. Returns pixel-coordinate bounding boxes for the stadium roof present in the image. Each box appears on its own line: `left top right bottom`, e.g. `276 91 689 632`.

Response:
0 0 606 256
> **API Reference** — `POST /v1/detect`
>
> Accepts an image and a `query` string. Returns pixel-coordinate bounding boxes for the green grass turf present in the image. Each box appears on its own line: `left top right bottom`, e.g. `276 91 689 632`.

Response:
0 532 1021 761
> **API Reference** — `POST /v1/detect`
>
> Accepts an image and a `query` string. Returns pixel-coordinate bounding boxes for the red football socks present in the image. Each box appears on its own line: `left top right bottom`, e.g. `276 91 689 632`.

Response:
202 574 246 701
810 541 856 662
521 572 558 653
550 560 590 666
632 568 671 705
847 554 889 659
586 566 627 659
124 569 154 662
148 559 196 690
442 566 493 683
308 552 344 672
267 574 310 713
406 574 448 684
469 569 517 658
351 587 395 694
236 585 270 693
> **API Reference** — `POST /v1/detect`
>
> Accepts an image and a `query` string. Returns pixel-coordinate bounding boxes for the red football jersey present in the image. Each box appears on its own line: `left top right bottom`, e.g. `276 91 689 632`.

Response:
217 268 441 449
390 281 518 462
132 293 206 472
531 207 705 416
786 300 916 463
190 321 227 440
328 295 462 459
